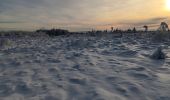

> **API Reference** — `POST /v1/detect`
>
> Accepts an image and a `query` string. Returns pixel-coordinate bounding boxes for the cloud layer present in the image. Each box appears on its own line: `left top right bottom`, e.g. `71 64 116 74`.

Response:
0 0 169 31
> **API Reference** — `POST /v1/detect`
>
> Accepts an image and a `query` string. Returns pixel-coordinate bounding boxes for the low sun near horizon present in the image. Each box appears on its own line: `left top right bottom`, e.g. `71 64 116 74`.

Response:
166 0 170 10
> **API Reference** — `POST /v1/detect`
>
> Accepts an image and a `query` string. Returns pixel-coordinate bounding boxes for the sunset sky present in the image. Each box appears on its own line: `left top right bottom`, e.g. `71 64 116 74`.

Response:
0 0 170 31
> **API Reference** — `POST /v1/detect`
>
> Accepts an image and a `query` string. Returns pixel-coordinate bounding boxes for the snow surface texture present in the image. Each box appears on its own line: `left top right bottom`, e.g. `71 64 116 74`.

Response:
0 34 170 100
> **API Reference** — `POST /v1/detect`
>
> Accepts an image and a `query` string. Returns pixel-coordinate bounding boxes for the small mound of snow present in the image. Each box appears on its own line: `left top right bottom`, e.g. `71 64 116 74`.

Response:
150 46 166 60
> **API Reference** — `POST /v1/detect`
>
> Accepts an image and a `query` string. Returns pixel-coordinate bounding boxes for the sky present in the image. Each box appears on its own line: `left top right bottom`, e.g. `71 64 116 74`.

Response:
0 0 170 31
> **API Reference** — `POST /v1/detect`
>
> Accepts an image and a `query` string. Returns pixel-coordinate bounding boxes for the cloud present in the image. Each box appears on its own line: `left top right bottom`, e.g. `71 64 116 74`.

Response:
150 17 168 22
117 17 169 27
0 0 132 20
0 0 169 31
0 21 25 23
0 0 131 30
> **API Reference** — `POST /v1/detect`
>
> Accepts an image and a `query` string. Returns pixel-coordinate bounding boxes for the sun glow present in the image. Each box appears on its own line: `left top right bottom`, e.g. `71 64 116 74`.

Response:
166 0 170 10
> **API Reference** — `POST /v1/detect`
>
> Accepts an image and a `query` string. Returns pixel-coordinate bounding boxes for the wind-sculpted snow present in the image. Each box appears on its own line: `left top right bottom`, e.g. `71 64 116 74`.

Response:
0 34 170 100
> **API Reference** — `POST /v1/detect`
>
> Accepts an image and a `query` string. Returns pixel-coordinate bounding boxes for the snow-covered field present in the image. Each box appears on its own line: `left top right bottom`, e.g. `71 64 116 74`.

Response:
0 33 170 100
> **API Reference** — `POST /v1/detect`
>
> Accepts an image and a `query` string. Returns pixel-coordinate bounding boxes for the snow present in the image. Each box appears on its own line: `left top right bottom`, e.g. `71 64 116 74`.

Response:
0 33 170 100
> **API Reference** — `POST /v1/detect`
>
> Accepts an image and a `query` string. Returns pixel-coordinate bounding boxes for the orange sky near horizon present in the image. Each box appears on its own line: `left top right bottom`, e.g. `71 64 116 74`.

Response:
94 0 170 30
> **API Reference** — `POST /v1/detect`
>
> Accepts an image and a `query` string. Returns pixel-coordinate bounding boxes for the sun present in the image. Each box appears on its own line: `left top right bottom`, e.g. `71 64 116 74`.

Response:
166 0 170 10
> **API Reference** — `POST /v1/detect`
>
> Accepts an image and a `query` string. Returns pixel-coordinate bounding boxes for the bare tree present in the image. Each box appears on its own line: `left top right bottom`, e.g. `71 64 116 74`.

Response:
143 25 148 32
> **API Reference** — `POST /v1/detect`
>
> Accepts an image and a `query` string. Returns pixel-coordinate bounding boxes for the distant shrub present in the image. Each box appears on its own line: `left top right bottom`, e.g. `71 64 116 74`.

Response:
47 29 69 36
37 29 69 37
0 38 11 48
